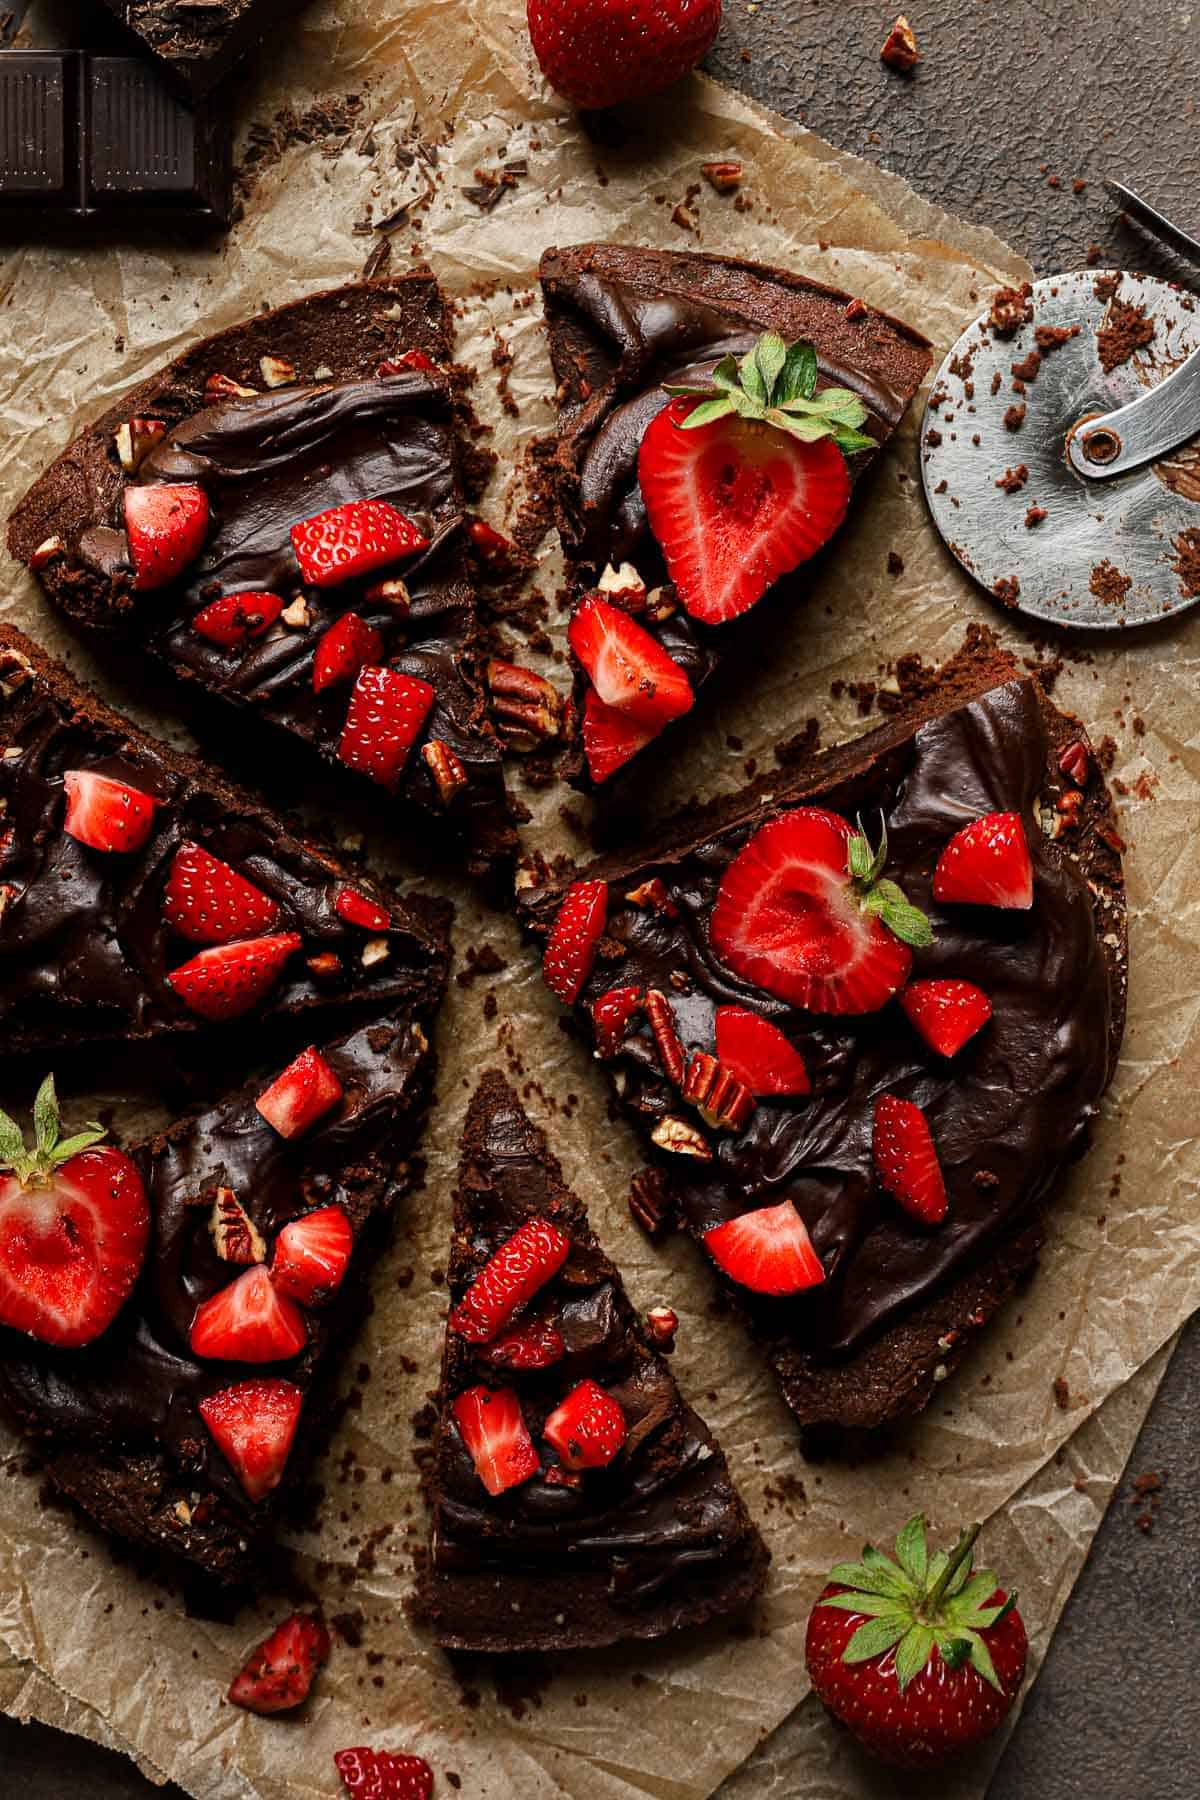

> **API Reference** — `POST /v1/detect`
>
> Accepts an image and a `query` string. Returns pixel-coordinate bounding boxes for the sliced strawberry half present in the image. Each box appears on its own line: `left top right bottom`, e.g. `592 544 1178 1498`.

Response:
62 769 157 854
334 886 391 931
899 979 992 1057
581 686 659 785
198 1377 303 1502
873 1094 948 1225
167 932 301 1021
255 1047 344 1139
124 483 210 591
714 1006 811 1096
451 1384 540 1495
704 1199 825 1296
313 612 384 692
568 594 694 727
337 664 436 789
290 498 428 589
191 591 283 649
271 1205 353 1305
448 1215 570 1343
334 1748 434 1800
590 984 643 1058
478 1317 566 1371
190 1264 308 1362
543 878 608 1004
932 811 1034 910
638 397 851 624
543 1378 627 1471
162 842 280 944
710 808 926 1014
229 1612 331 1715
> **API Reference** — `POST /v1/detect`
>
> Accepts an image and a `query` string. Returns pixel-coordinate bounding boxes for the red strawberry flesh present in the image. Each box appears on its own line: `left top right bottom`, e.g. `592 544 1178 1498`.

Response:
704 1199 825 1295
527 0 720 111
290 498 428 589
714 1006 811 1095
543 1377 627 1470
590 984 643 1058
478 1317 566 1371
334 886 391 931
62 770 157 854
124 482 210 591
568 594 694 728
198 1377 302 1502
337 664 435 788
162 842 280 944
543 878 608 1004
581 685 659 784
255 1047 343 1139
334 1747 434 1800
229 1612 330 1714
873 1094 948 1225
451 1384 540 1495
167 932 301 1021
449 1215 570 1343
932 811 1034 909
313 612 384 692
271 1204 353 1305
899 979 992 1057
190 1264 307 1362
191 591 282 649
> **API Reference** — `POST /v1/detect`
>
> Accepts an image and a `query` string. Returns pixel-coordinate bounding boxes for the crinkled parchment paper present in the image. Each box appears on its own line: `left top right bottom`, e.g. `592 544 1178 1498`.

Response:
0 4 1196 1798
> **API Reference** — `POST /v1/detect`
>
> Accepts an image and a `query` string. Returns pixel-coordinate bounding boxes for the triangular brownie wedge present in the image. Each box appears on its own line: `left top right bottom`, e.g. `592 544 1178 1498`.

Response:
0 993 448 1584
7 277 514 881
0 624 446 1057
539 244 932 793
518 630 1127 1440
420 1071 768 1653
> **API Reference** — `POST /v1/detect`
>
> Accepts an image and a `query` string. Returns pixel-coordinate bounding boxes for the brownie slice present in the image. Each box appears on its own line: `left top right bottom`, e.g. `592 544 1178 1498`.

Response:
0 997 448 1585
96 0 299 98
518 629 1128 1440
419 1071 769 1652
7 276 515 882
539 243 933 794
0 624 448 1057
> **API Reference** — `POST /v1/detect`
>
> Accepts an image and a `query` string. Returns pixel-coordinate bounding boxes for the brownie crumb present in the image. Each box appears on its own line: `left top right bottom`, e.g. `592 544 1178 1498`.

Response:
1024 505 1048 528
1052 1376 1070 1409
1089 560 1133 609
887 551 904 576
456 944 509 988
1011 350 1041 383
987 282 1034 338
993 576 1021 607
1097 299 1155 373
995 464 1029 493
1093 271 1122 302
1170 528 1200 599
1034 323 1080 353
1003 403 1027 432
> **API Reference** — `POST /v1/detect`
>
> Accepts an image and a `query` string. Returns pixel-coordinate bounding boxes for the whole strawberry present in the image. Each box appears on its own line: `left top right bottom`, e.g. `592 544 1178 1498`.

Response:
805 1515 1027 1767
527 0 721 112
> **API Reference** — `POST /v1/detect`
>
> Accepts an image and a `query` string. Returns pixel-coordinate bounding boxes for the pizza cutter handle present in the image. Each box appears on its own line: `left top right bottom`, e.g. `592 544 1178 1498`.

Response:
1067 342 1200 481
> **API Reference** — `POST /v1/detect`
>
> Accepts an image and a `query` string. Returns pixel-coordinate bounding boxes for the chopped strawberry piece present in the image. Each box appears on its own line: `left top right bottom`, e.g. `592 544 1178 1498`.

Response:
334 886 391 931
543 878 608 1004
710 808 913 1014
334 1747 434 1800
449 1216 570 1343
190 591 283 649
255 1047 344 1139
543 1377 627 1471
590 984 643 1058
271 1204 353 1305
124 482 210 591
290 498 428 588
167 932 301 1020
313 612 384 692
451 1384 540 1495
704 1199 825 1295
198 1377 303 1501
932 811 1034 909
229 1612 331 1714
568 594 693 728
378 347 438 376
638 396 851 623
581 686 660 784
62 769 158 853
190 1265 308 1362
873 1095 948 1224
899 979 992 1057
162 842 280 944
714 1006 811 1095
468 517 515 563
337 664 436 789
478 1317 566 1371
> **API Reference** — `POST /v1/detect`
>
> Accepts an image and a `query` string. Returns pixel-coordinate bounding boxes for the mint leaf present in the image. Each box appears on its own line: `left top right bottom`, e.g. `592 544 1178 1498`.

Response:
779 340 818 401
843 1615 909 1664
679 395 736 430
895 1514 928 1585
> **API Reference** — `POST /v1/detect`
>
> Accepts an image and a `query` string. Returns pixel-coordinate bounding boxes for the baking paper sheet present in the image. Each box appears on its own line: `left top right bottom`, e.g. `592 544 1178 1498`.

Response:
0 4 1197 1797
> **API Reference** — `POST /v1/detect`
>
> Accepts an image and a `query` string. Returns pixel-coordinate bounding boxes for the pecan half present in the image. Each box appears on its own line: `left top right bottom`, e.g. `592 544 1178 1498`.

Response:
682 1052 757 1133
209 1188 266 1265
1058 739 1090 786
421 738 468 805
644 989 685 1086
628 1167 675 1239
650 1115 713 1159
486 659 563 750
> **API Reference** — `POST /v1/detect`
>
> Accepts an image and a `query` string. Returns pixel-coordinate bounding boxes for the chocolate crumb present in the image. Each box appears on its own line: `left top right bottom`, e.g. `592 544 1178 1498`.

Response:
1089 560 1133 608
1097 299 1155 373
1003 403 1027 433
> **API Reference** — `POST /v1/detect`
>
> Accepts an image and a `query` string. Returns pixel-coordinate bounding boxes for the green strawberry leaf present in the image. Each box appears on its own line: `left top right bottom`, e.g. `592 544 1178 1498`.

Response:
826 1560 909 1598
873 885 936 949
830 424 877 454
754 332 788 402
678 395 736 431
711 355 742 394
0 1109 26 1172
33 1073 59 1159
739 346 769 405
657 330 872 463
893 1624 936 1692
52 1126 108 1162
818 1591 908 1619
964 1628 1004 1694
895 1514 929 1585
779 340 818 401
842 1615 910 1664
949 1570 1002 1616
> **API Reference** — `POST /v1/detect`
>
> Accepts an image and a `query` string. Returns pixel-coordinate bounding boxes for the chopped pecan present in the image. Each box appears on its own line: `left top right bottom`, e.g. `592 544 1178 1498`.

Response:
208 1188 266 1265
644 989 685 1086
701 160 743 194
624 877 678 917
305 951 344 980
627 1167 675 1239
1058 739 1090 786
259 354 297 388
361 936 391 967
645 1305 679 1351
364 577 412 615
486 659 563 750
682 1052 757 1133
651 1115 713 1159
115 418 166 473
204 372 258 401
421 738 468 805
880 14 919 71
597 562 648 611
644 586 678 622
29 535 66 572
281 596 311 628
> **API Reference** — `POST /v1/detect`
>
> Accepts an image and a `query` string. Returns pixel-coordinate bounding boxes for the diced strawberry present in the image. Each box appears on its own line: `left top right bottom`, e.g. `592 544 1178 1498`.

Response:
590 984 643 1058
448 1216 570 1343
337 665 436 788
191 591 283 649
543 878 608 1004
899 979 992 1057
334 886 391 931
543 1378 627 1471
710 808 914 1014
124 483 210 591
255 1047 344 1139
467 517 515 564
704 1199 825 1295
190 1265 308 1362
334 1747 434 1800
714 1006 811 1095
638 396 851 623
167 932 301 1020
313 612 384 692
451 1384 540 1495
873 1094 948 1224
198 1377 303 1502
568 594 693 727
162 842 280 944
271 1205 353 1305
62 769 158 854
581 686 659 784
932 811 1034 910
290 498 428 588
478 1317 566 1371
378 347 438 376
229 1612 331 1714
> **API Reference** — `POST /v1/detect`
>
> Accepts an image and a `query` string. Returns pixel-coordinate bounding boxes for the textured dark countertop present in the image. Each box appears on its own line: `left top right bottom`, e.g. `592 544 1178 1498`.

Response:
1 2 1197 1795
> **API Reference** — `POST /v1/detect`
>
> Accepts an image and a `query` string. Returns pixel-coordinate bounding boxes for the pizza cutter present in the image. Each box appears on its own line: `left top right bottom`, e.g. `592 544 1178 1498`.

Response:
919 188 1200 631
